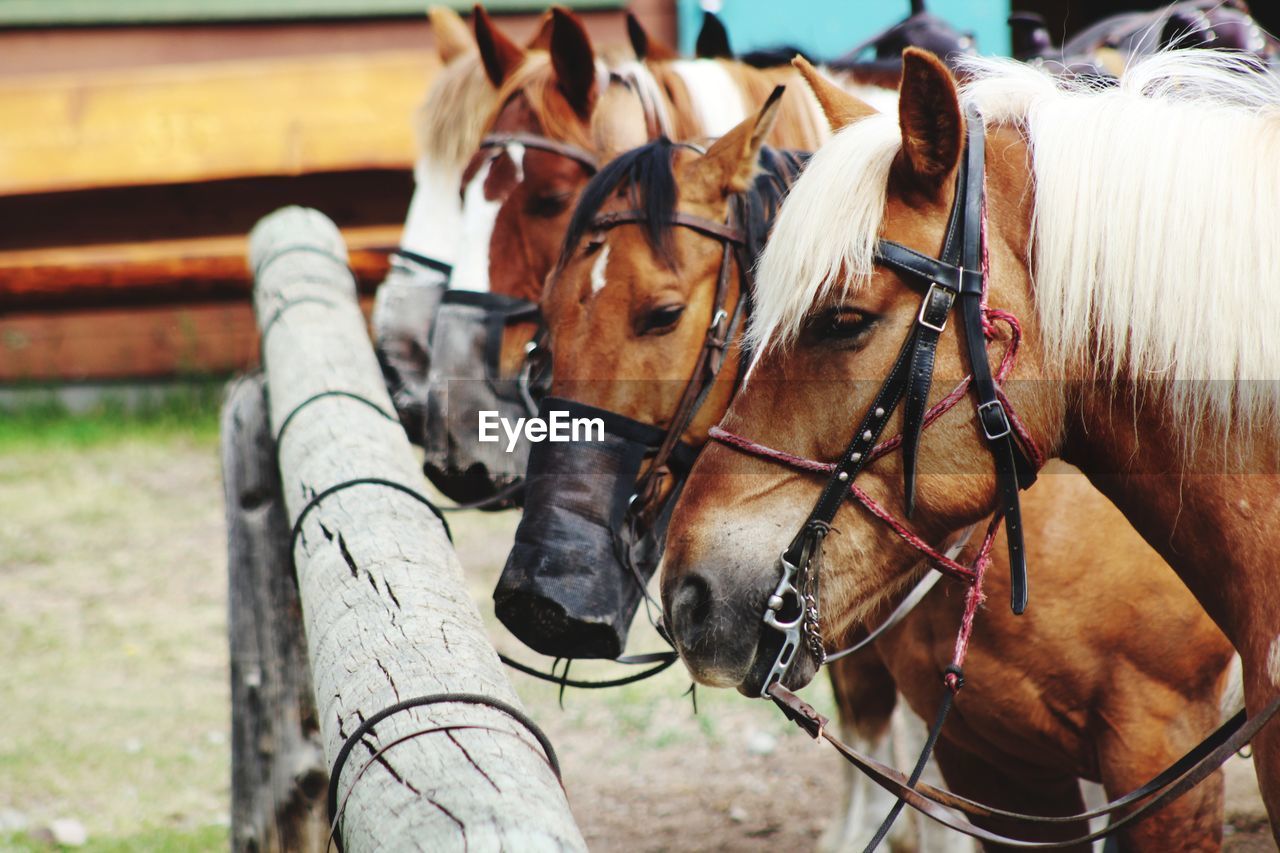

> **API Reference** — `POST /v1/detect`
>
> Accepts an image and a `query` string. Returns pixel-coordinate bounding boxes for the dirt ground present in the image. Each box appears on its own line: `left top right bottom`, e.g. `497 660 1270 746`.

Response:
0 429 1274 851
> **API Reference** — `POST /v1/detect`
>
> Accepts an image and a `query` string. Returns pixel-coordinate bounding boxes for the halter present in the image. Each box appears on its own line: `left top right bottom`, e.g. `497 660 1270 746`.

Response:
694 109 1280 851
710 106 1042 698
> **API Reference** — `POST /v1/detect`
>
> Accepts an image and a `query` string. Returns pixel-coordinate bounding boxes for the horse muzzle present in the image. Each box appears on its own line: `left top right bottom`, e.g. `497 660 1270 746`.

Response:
495 397 693 660
663 561 821 695
420 290 547 507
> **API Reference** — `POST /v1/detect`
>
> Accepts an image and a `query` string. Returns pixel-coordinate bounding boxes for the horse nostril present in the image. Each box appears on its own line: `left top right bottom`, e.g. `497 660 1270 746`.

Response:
668 573 714 648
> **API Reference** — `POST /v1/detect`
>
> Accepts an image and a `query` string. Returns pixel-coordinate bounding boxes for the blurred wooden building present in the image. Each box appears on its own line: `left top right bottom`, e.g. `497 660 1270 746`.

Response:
0 0 662 383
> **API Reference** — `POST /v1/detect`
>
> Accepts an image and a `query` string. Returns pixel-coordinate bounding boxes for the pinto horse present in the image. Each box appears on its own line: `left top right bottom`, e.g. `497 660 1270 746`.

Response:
373 6 553 453
660 47 1280 843
538 84 1239 849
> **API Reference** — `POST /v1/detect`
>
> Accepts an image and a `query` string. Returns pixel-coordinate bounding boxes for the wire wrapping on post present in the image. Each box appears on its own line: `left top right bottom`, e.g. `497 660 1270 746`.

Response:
325 692 562 853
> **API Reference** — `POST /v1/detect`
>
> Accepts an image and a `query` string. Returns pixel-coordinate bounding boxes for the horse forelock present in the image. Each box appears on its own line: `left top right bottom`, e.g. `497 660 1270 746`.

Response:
559 138 680 272
747 110 901 358
559 142 809 280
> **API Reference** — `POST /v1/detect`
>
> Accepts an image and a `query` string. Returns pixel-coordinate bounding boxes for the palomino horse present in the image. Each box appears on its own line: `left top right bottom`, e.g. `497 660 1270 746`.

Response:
535 88 1238 849
660 46 1280 843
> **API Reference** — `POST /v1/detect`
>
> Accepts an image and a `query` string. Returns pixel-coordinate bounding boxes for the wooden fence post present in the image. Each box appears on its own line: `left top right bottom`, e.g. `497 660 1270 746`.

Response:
240 206 585 852
223 371 330 851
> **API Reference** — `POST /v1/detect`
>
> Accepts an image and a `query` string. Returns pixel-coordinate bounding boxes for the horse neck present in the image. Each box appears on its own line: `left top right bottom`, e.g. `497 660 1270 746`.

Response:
1062 388 1280 662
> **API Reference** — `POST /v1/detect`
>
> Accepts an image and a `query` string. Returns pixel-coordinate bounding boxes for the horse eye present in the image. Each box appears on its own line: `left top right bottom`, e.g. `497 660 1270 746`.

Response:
526 190 572 217
810 307 876 346
640 304 686 335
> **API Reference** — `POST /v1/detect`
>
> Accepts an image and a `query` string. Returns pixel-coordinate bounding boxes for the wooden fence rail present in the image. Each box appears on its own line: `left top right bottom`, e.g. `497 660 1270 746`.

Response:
223 205 585 851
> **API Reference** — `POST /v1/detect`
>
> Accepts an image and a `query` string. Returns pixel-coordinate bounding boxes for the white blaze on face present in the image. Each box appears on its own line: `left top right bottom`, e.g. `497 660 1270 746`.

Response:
401 156 464 272
589 244 611 294
450 143 525 293
671 59 748 137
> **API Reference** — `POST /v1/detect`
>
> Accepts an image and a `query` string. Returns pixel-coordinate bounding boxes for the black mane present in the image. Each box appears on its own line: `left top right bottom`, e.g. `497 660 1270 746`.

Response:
559 138 808 276
560 137 680 270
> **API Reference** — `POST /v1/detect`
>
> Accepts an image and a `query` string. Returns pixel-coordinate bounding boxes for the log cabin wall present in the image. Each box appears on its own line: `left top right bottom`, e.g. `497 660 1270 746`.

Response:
0 3 674 383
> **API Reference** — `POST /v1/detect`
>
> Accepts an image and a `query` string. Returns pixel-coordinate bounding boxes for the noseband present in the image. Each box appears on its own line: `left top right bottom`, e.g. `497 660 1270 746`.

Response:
711 107 1042 697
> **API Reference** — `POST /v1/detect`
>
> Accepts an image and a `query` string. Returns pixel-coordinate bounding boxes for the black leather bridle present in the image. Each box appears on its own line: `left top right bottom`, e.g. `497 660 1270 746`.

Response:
755 105 1038 695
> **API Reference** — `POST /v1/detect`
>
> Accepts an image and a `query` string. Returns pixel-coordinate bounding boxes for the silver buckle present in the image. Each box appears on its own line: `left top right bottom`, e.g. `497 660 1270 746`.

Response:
977 399 1012 441
916 282 952 333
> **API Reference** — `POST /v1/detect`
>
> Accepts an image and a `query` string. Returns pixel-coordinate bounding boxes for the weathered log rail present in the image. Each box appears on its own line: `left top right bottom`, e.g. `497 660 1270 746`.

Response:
223 206 585 851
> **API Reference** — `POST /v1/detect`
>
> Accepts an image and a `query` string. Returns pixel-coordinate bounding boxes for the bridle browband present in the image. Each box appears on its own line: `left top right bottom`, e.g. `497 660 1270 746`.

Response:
476 66 676 178
478 131 601 174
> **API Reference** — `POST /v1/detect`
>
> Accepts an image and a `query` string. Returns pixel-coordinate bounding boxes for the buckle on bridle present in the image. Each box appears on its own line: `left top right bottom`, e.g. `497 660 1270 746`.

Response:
916 282 954 333
977 399 1012 441
760 549 804 697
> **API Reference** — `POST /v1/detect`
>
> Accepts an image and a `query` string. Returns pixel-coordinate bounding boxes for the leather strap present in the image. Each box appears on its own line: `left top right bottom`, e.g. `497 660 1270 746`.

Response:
479 132 600 173
770 684 1280 848
392 248 452 278
591 209 746 245
871 108 1033 614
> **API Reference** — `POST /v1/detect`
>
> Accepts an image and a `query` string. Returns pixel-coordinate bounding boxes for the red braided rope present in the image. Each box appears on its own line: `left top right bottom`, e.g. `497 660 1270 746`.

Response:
944 516 1000 691
708 427 981 584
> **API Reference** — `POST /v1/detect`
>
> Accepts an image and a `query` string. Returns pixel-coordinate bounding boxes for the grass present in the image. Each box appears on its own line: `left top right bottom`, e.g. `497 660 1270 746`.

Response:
0 825 225 852
0 382 224 451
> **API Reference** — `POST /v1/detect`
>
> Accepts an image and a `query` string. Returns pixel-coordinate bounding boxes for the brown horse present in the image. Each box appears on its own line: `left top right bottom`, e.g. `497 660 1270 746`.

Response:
448 12 956 848
449 7 827 298
544 89 1239 849
659 46 1280 842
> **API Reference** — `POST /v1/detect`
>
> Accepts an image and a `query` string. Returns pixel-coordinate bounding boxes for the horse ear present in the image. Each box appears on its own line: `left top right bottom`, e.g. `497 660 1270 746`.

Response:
695 12 733 59
526 10 555 51
792 56 876 131
551 7 597 119
473 5 525 88
695 86 785 197
895 47 964 194
627 12 678 61
429 6 473 65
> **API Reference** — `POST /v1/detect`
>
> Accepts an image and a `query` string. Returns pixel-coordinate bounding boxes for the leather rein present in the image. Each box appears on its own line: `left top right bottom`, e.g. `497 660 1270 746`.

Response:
706 107 1280 848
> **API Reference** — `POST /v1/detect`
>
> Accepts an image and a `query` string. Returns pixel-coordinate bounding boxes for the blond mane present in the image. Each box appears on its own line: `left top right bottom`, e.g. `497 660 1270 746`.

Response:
414 53 497 171
751 50 1280 439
